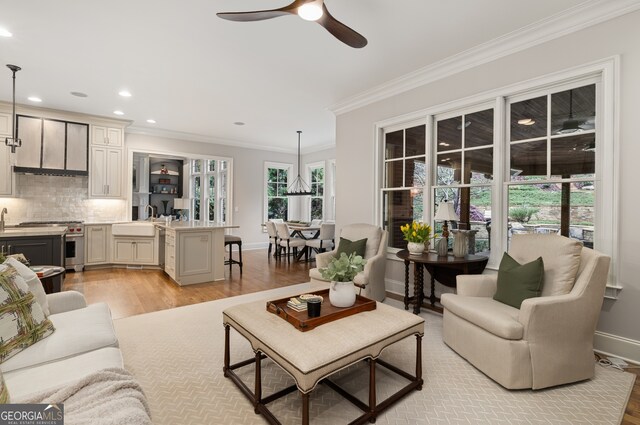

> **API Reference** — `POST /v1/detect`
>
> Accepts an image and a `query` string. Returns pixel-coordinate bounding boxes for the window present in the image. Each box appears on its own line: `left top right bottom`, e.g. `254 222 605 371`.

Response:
381 122 427 249
506 83 596 248
375 59 616 291
265 162 291 222
308 163 325 220
434 108 494 255
190 158 231 224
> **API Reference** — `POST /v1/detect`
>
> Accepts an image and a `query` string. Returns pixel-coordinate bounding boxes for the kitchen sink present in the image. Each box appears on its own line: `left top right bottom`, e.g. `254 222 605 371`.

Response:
111 222 157 237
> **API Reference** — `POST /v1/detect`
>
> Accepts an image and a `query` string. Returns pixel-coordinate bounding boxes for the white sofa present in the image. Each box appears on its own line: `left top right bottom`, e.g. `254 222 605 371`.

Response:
1 290 123 400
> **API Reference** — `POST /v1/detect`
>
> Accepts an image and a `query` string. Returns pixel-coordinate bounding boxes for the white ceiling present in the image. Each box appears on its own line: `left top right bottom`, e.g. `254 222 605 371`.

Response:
0 0 592 152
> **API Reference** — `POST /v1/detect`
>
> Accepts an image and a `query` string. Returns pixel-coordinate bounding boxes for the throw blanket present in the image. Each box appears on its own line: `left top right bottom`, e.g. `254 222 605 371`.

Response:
22 368 151 425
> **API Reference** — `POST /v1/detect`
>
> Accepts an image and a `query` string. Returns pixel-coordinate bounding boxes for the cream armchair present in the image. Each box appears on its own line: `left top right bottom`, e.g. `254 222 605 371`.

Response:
441 234 611 390
309 223 388 301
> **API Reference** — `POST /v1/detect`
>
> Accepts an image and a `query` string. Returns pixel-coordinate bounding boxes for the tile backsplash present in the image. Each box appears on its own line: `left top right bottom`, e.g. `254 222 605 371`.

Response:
1 174 128 224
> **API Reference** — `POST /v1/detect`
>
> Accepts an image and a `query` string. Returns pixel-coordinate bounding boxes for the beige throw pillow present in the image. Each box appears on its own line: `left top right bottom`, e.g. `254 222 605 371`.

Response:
4 257 50 316
0 265 55 363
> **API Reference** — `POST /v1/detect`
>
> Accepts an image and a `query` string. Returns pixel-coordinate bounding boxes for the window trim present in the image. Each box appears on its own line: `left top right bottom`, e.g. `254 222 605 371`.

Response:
374 56 620 296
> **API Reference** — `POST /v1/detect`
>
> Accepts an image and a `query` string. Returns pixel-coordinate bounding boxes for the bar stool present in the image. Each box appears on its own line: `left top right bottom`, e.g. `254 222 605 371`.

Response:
224 235 243 274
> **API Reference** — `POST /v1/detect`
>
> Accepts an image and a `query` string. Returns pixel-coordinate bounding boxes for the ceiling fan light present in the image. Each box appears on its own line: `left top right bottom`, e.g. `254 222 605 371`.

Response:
518 118 536 126
298 1 323 21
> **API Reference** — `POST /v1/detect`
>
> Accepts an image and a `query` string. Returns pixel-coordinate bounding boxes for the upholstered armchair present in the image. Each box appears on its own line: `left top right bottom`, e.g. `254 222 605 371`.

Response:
441 234 611 390
309 223 388 301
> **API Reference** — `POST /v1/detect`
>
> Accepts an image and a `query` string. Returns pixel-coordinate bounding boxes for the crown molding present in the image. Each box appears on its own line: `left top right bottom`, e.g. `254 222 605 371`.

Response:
328 0 640 116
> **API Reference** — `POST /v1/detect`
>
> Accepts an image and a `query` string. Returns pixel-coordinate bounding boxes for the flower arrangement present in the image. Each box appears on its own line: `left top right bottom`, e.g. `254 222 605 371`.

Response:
400 221 434 243
320 252 367 282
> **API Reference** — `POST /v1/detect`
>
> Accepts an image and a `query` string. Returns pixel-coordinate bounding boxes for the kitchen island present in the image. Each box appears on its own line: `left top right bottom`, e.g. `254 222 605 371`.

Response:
155 222 238 285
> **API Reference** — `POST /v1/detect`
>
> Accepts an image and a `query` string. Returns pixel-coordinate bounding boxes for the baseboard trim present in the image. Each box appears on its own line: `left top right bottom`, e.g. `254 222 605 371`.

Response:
594 331 640 364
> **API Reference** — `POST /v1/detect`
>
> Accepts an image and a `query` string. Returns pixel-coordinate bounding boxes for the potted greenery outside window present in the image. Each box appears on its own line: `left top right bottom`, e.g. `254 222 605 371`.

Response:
319 252 367 307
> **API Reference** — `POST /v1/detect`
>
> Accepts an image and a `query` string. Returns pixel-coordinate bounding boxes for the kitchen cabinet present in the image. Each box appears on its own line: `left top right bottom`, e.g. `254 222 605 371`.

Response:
164 229 176 279
85 224 110 265
112 235 159 265
89 146 123 198
0 112 12 196
91 126 123 147
0 234 64 267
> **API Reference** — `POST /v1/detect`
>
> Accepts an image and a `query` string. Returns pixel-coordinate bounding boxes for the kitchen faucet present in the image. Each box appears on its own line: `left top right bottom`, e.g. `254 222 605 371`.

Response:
146 204 155 221
0 208 7 232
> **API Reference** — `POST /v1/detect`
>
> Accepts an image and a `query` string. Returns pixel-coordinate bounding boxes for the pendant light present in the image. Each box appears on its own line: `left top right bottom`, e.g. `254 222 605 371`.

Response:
557 89 583 134
5 64 22 153
284 131 312 197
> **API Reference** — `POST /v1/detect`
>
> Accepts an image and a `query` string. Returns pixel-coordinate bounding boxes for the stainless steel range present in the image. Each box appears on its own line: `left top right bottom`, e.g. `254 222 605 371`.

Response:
17 221 84 271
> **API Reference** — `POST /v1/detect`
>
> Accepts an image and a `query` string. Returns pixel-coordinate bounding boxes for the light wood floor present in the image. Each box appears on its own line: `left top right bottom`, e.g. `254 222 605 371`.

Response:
61 248 639 423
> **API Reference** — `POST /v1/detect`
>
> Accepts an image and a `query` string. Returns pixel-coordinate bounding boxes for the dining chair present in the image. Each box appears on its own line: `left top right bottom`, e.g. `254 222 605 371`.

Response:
275 222 307 262
266 221 279 257
305 223 335 255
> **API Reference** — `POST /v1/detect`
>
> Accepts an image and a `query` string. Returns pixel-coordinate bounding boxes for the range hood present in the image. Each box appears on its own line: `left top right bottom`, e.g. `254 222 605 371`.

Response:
13 115 89 176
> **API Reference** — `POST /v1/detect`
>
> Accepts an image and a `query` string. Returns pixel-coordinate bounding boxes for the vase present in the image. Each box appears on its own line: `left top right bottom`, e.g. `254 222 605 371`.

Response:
451 230 468 258
329 281 356 308
423 241 430 253
436 238 448 256
407 242 425 255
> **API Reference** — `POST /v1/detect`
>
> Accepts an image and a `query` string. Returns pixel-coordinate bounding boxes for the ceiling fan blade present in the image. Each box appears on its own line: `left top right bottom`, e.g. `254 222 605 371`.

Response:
317 3 367 48
217 0 307 22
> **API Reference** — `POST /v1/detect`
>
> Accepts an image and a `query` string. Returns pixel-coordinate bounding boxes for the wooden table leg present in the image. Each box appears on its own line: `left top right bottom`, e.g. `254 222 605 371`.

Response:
427 265 437 307
369 357 377 422
413 264 424 314
416 334 423 390
254 351 262 413
301 391 310 425
403 260 410 310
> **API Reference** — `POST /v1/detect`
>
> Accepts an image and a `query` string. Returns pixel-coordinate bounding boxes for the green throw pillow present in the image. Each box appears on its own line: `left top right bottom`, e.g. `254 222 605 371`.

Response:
493 252 544 309
336 237 367 258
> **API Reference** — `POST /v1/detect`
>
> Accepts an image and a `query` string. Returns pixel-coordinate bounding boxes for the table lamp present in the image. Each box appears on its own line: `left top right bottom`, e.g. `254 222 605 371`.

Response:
173 198 190 221
434 201 459 252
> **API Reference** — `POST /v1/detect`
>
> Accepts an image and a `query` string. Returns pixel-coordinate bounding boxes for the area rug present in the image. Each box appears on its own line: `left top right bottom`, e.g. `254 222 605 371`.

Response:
114 283 635 424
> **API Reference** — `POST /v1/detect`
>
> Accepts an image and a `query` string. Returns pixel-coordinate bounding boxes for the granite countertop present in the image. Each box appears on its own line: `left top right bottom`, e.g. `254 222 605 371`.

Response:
154 222 239 232
0 227 67 238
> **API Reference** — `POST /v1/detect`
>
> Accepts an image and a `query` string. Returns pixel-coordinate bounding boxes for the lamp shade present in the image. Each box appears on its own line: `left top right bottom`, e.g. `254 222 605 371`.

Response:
434 201 459 222
173 198 190 210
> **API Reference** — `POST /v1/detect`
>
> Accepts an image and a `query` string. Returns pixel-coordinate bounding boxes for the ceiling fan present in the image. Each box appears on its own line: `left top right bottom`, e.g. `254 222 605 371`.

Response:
217 0 368 48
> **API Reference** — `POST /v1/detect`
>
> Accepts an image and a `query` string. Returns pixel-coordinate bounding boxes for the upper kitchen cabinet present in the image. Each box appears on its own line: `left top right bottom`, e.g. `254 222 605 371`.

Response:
92 125 123 147
14 115 89 175
0 112 12 196
90 146 123 198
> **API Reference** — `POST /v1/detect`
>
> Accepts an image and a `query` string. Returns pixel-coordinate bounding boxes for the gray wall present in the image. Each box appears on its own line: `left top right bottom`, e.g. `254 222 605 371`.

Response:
335 11 640 358
126 133 335 249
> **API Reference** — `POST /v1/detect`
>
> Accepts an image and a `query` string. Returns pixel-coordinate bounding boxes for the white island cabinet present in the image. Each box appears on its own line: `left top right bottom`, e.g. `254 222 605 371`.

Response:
156 222 237 285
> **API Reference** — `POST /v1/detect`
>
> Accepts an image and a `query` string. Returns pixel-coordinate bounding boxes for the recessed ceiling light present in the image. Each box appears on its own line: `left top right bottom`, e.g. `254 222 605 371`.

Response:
146 119 156 124
0 28 12 37
233 121 245 126
70 91 88 98
27 96 42 103
118 90 132 97
113 110 124 116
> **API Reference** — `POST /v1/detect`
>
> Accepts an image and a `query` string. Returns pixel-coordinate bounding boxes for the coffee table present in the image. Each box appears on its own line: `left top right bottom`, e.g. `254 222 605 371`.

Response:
223 298 425 425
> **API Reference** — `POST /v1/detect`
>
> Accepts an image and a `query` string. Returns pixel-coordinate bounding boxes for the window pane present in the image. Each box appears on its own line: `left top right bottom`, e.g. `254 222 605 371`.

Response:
550 133 595 177
464 148 493 184
437 116 462 152
277 183 288 197
510 140 547 180
507 183 594 248
208 197 215 221
192 176 201 220
465 109 493 148
437 151 462 185
208 175 216 221
311 198 323 220
405 157 426 188
433 187 492 254
510 95 547 141
208 160 216 172
220 160 228 171
311 167 324 182
385 160 403 188
405 125 425 157
385 130 403 160
268 198 288 220
383 190 419 249
193 160 202 173
551 85 595 135
278 168 288 183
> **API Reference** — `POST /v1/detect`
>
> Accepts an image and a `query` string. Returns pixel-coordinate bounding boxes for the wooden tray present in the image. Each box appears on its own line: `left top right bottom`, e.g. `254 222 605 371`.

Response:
266 288 376 332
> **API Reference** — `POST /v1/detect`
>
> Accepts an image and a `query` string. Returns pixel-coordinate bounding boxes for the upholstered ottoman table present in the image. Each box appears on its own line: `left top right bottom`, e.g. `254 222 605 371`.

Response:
223 299 425 425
